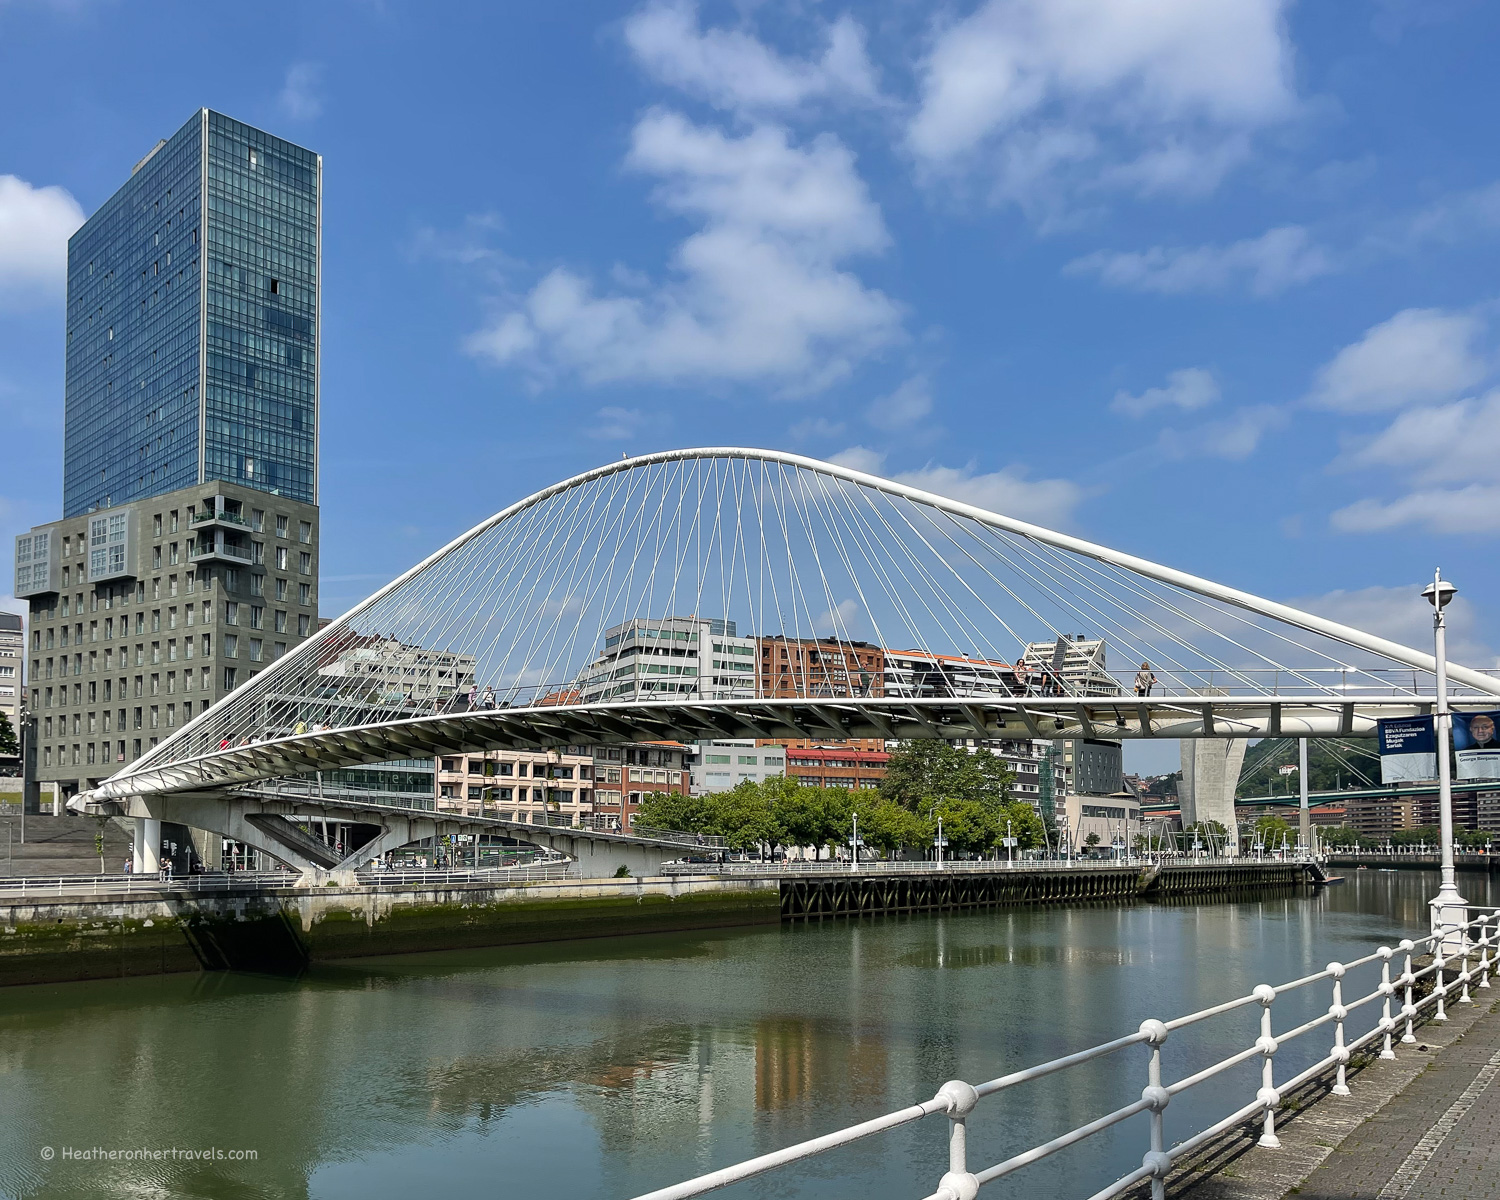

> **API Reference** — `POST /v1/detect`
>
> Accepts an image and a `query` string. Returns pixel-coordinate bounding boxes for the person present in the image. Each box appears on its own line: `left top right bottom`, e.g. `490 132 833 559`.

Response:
1134 663 1157 698
218 737 231 750
123 856 133 874
293 720 308 735
480 685 496 710
467 684 479 709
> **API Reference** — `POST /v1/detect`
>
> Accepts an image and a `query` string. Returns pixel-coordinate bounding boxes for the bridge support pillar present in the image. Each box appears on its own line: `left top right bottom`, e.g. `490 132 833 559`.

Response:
134 817 161 875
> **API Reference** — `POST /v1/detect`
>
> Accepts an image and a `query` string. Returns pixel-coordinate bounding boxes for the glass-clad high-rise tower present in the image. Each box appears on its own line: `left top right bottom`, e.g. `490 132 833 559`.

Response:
63 109 320 518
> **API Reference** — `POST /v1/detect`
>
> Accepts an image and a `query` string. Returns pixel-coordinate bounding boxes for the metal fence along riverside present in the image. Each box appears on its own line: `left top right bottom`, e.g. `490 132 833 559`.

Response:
630 907 1500 1200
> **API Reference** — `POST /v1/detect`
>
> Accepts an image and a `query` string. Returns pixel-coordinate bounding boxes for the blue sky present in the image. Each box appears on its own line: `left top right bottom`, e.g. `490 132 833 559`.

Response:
3 0 1499 762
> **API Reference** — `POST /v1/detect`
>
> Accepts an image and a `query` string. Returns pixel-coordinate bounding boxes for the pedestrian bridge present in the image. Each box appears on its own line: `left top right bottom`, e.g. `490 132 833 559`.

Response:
71 448 1500 875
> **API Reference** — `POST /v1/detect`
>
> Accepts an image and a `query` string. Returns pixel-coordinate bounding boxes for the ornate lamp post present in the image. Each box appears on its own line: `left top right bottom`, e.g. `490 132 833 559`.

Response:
1423 570 1466 948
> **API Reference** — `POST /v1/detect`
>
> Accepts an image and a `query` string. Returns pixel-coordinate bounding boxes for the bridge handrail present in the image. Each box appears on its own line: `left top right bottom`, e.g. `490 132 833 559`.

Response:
629 905 1500 1200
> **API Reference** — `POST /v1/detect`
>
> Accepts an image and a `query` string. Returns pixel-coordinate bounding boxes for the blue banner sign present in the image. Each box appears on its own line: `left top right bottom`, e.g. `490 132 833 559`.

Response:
1378 716 1437 783
1454 711 1500 781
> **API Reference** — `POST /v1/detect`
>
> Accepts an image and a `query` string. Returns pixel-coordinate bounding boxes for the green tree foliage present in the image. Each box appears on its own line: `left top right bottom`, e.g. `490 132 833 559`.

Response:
0 710 17 758
626 751 1046 860
879 740 1014 813
1252 815 1294 847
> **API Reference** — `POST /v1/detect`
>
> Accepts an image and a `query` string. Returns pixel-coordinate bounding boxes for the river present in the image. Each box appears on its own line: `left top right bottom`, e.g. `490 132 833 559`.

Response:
0 868 1492 1200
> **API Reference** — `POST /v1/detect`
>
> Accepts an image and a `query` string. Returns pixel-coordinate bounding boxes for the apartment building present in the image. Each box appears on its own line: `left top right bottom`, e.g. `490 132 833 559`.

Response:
758 635 884 699
15 482 319 796
689 740 787 793
0 612 21 736
575 617 756 704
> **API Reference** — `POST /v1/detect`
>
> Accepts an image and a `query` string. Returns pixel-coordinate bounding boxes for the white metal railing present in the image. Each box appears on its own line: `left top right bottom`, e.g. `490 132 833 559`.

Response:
0 871 299 898
0 861 579 898
663 855 1311 875
356 863 577 886
630 906 1500 1200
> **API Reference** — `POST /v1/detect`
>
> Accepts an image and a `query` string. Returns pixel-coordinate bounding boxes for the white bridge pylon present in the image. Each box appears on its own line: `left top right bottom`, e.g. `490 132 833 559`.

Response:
80 448 1500 806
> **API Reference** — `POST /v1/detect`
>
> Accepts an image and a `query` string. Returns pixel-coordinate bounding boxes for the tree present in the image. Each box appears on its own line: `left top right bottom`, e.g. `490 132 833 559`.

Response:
710 780 778 852
1253 815 1293 847
858 797 932 857
634 790 717 833
934 797 1003 855
0 710 16 758
880 740 1014 813
999 800 1044 851
1084 832 1101 849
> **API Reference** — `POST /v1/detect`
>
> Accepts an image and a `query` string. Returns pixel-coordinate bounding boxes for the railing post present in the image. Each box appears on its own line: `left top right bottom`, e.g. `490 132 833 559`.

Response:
1378 947 1397 1060
1435 936 1449 1022
1481 911 1494 990
1399 939 1417 1044
1327 963 1351 1095
1458 912 1474 1005
935 1080 979 1200
1140 1019 1172 1200
1254 984 1280 1148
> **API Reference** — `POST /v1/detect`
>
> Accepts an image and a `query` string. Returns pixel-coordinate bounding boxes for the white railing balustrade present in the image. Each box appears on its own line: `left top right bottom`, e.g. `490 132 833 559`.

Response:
662 855 1311 875
630 906 1500 1200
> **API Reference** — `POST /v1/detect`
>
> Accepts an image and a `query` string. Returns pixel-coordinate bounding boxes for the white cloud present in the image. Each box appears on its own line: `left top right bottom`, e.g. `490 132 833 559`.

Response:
625 1 879 116
1308 307 1488 413
1156 405 1284 461
1331 486 1500 536
832 448 1083 527
278 62 324 121
1343 390 1500 487
587 406 648 441
466 112 901 390
907 0 1295 212
1112 367 1219 417
867 375 934 430
1067 226 1331 296
828 445 888 474
1404 180 1500 246
0 175 84 310
1294 583 1496 668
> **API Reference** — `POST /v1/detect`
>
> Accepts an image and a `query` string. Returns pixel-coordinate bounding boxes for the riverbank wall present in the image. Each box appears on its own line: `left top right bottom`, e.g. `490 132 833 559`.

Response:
0 875 780 987
776 862 1310 919
0 862 1314 987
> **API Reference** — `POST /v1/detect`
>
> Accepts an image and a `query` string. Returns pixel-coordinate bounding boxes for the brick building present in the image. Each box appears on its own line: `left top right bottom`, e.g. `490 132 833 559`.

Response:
758 636 884 699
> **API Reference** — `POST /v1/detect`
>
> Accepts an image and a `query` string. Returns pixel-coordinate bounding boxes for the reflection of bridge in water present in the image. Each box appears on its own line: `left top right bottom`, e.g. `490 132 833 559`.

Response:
71 449 1500 879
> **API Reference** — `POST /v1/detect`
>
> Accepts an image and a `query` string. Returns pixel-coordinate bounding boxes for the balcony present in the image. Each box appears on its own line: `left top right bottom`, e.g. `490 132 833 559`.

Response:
191 501 252 530
190 533 253 564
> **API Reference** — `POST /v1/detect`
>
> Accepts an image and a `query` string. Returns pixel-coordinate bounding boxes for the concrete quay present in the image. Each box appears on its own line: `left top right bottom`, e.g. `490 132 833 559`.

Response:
0 860 1316 987
0 873 778 986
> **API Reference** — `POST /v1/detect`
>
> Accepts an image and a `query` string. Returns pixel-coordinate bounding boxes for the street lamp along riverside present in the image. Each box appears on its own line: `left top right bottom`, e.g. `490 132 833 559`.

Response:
1423 569 1467 952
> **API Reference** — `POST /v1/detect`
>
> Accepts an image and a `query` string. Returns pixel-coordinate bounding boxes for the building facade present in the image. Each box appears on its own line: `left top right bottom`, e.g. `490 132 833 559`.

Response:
63 110 320 518
0 613 20 737
758 636 884 699
436 747 594 825
689 740 787 794
587 741 691 830
13 110 321 800
15 482 321 795
785 746 888 790
575 618 756 705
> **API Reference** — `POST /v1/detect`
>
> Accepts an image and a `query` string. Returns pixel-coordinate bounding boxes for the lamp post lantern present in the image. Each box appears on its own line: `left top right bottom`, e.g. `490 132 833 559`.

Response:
1423 569 1466 949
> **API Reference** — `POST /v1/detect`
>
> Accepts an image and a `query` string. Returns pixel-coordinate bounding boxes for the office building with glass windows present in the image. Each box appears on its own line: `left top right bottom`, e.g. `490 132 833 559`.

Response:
13 110 322 800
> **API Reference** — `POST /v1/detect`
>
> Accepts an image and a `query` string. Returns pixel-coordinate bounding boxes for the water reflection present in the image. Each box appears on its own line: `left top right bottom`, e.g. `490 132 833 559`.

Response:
0 869 1489 1200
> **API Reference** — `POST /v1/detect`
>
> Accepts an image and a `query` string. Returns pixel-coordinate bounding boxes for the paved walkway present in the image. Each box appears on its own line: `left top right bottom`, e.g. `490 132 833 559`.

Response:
1144 984 1500 1200
1289 993 1500 1200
